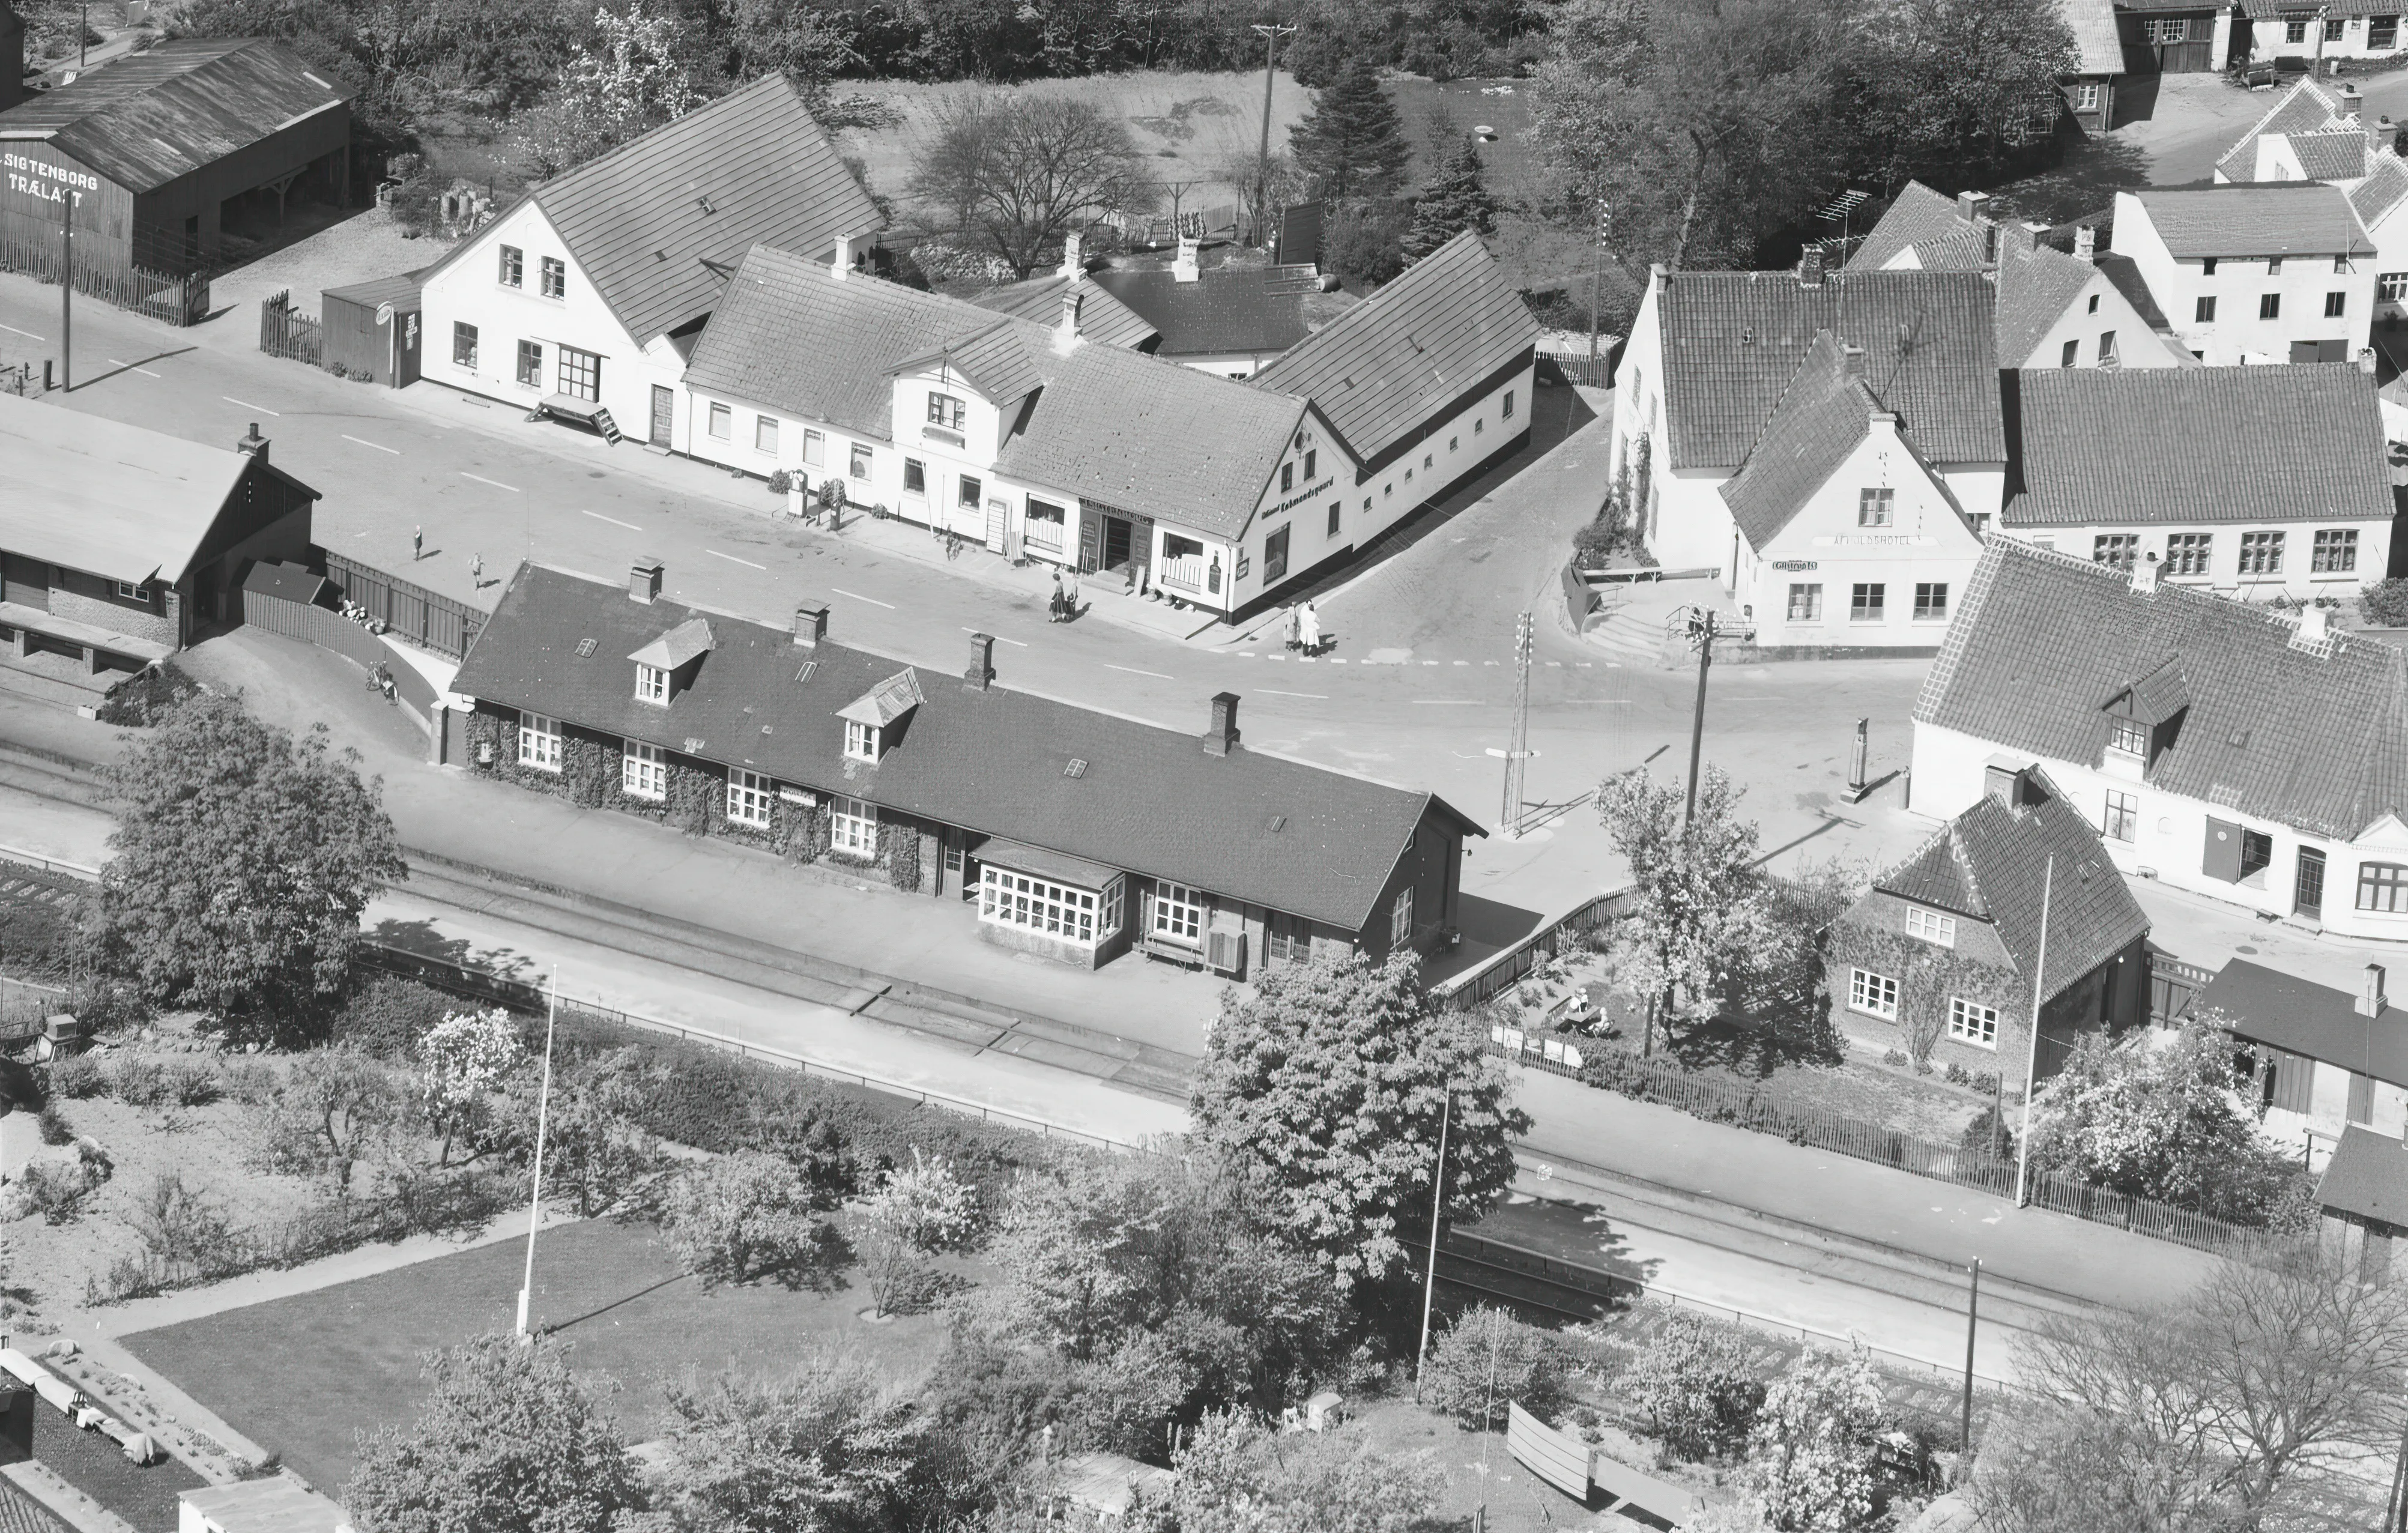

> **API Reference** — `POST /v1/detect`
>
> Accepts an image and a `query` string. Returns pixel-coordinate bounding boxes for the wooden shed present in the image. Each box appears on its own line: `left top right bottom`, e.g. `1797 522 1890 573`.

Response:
321 270 423 386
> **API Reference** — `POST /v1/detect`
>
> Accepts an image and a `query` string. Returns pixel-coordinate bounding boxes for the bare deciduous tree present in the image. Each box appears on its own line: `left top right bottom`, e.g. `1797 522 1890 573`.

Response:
909 94 1157 277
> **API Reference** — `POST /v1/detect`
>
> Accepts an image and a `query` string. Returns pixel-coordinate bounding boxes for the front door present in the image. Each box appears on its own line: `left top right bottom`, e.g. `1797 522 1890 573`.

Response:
650 385 674 446
2296 847 2327 919
1103 516 1133 570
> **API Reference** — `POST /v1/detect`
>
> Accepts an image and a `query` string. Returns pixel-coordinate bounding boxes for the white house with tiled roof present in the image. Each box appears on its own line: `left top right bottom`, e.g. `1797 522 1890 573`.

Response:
2111 184 2378 363
1914 538 2408 941
411 74 880 447
2237 0 2408 64
2212 77 2394 187
1998 363 2394 595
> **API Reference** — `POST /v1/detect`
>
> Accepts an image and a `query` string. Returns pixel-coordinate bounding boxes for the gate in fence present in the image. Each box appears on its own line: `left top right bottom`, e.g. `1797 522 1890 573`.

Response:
260 289 323 365
322 551 482 660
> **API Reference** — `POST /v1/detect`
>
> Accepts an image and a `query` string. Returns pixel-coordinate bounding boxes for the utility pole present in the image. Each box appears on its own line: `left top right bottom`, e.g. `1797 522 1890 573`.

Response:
1412 1092 1451 1403
1961 1259 1980 1455
2013 858 2053 1208
1644 605 1726 1059
1249 23 1296 249
58 217 71 392
515 967 560 1340
1585 198 1611 369
1489 613 1536 835
79 4 86 69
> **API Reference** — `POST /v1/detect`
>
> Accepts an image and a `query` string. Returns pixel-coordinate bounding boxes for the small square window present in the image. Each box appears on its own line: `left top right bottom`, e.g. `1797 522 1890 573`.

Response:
1913 582 1948 621
1851 582 1886 621
755 416 779 454
1787 583 1822 623
1858 488 1895 527
635 663 668 704
540 256 566 299
515 339 542 389
2195 295 2218 324
707 402 731 440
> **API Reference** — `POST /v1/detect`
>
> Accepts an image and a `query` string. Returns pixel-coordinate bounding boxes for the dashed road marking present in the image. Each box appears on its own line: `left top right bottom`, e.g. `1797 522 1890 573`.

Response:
832 588 894 608
581 510 640 530
342 434 400 455
0 322 41 340
1260 689 1327 698
461 472 519 492
1413 699 1486 706
1104 663 1173 680
707 548 767 569
107 358 160 378
961 627 1028 647
223 396 280 416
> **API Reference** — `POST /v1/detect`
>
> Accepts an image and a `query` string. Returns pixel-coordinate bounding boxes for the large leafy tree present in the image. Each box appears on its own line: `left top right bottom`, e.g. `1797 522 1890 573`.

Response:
1154 1409 1444 1533
1597 765 1777 1032
94 695 404 1039
1851 0 2079 187
347 1333 644 1533
908 94 1155 277
1188 951 1526 1291
1289 57 1412 201
649 1356 925 1533
515 4 698 178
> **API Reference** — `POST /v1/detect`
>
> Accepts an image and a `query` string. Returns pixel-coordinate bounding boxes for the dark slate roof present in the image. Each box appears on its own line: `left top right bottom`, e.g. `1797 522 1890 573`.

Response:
1992 243 2099 366
322 268 428 311
1915 540 2408 841
2001 364 2391 528
1717 331 1877 551
1647 269 2003 471
2353 156 2408 229
970 273 1158 351
1249 231 1538 466
1089 268 1311 358
452 563 1478 928
421 76 880 346
0 38 349 193
994 343 1308 539
683 244 1050 441
2197 959 2408 1087
1869 766 2149 1003
2215 80 2344 183
2129 185 2373 258
2315 1125 2408 1226
1844 183 1991 273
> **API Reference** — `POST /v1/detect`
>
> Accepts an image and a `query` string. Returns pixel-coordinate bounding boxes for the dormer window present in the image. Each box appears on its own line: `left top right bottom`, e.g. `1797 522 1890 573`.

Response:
626 618 715 707
838 668 925 766
635 664 669 704
846 718 881 762
927 393 965 430
2107 718 2147 758
1904 906 1956 948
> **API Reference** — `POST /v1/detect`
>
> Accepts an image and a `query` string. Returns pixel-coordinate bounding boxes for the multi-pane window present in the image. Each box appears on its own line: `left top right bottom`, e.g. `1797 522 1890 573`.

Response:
622 740 665 800
453 321 479 369
515 340 542 388
498 246 523 287
2097 331 2118 364
2150 16 2189 40
1851 583 1885 621
960 474 983 508
2104 788 2139 842
2328 291 2349 318
830 795 876 856
903 458 926 495
2195 295 2218 324
927 393 964 430
802 429 824 466
634 663 668 704
517 711 561 772
707 402 732 440
727 768 772 827
850 443 872 480
116 581 146 602
1858 488 1895 527
2165 533 2211 576
2094 534 2137 569
2260 292 2282 321
2107 718 2147 757
1905 907 1956 947
2239 531 2285 575
1948 999 2000 1048
1914 582 1948 621
2313 528 2359 573
557 345 600 403
845 718 879 762
1788 583 1823 623
1153 881 1205 945
979 865 1110 945
1391 886 1415 948
2385 273 2408 303
2073 82 2099 110
2374 14 2399 47
2360 862 2408 913
755 416 778 454
1849 968 1899 1019
540 256 566 299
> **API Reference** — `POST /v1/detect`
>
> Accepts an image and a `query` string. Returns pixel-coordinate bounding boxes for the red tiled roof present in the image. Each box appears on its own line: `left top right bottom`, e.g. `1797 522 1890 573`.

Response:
2215 79 2346 183
1844 183 1992 273
1992 244 2101 368
1091 267 1311 358
1916 540 2408 841
1717 331 1878 551
2128 184 2373 258
970 273 1159 351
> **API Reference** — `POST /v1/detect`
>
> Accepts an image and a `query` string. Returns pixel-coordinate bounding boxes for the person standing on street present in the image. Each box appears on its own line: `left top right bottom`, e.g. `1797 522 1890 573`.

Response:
470 552 483 585
1299 601 1322 655
413 525 424 562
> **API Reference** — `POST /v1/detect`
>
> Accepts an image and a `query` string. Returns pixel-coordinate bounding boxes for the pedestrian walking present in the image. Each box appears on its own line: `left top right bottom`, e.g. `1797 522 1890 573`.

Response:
1299 601 1322 655
1283 606 1301 652
1049 573 1066 622
470 551 483 585
413 525 424 562
1066 568 1080 618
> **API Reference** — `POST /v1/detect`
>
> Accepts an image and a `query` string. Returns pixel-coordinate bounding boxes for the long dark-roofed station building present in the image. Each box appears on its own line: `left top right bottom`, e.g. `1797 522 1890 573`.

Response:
0 35 351 284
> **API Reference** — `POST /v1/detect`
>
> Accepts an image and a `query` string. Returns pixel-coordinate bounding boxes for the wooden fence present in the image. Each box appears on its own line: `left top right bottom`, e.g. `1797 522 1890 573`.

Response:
1540 350 1615 389
322 552 482 660
259 289 322 366
1435 887 1631 1011
0 229 208 327
1513 1042 2264 1256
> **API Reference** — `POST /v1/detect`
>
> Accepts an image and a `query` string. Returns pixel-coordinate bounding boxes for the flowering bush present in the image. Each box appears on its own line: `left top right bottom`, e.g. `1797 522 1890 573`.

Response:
1747 1345 1887 1533
417 1008 524 1166
850 1149 981 1316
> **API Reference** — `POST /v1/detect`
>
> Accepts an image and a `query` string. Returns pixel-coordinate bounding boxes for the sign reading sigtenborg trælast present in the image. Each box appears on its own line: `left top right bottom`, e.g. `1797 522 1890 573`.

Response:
2 151 100 210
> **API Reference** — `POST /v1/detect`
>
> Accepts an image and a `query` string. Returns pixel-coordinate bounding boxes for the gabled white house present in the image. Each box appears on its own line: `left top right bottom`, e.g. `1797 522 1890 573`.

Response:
2111 184 2377 363
1994 224 2189 369
1914 537 2408 941
1609 258 2005 613
2212 77 2391 187
412 74 879 446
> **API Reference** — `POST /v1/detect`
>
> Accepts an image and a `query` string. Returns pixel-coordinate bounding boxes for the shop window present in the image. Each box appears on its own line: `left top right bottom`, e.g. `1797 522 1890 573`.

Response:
979 865 1118 945
557 345 600 403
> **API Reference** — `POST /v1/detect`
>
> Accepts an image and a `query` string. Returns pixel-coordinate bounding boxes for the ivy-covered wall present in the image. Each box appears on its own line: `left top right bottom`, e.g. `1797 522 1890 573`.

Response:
1825 915 2030 1081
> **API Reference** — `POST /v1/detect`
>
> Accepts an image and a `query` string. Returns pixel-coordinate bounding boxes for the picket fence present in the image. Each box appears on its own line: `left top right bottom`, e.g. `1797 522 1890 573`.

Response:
0 230 208 326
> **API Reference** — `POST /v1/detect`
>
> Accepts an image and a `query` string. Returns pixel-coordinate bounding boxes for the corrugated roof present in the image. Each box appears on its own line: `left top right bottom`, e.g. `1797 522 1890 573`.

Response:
996 343 1307 540
2060 0 2126 74
2198 960 2408 1088
2001 364 2391 527
1248 231 1538 467
1915 540 2408 841
2129 184 2373 257
0 393 319 585
1844 182 1992 273
1992 243 2100 367
683 245 1049 441
970 273 1158 351
452 564 1478 929
1088 267 1311 357
2314 1125 2408 1226
0 38 349 194
428 75 880 346
1867 766 2150 1003
1716 331 1876 551
1649 268 2003 471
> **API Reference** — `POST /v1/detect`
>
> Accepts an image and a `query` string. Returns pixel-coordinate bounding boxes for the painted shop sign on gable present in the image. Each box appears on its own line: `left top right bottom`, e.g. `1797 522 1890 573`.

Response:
2 152 99 210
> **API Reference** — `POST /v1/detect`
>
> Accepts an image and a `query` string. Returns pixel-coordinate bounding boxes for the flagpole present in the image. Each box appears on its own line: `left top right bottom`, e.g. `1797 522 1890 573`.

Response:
2013 859 2052 1208
1413 1092 1451 1403
516 965 559 1338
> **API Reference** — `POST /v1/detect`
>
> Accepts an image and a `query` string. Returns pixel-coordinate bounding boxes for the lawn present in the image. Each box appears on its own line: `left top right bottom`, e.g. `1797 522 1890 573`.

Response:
119 1216 975 1497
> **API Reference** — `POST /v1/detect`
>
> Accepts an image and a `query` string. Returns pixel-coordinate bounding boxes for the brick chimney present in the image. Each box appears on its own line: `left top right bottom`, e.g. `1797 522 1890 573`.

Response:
2342 82 2365 121
1798 246 1826 288
832 233 855 281
1173 235 1202 283
1957 189 1992 226
236 422 268 462
629 558 663 603
1059 231 1083 280
1999 220 2044 266
2362 963 2388 1018
1055 288 1083 354
1983 760 2029 808
2074 225 2097 264
793 602 827 647
964 631 994 690
1203 692 1241 756
1841 344 1866 378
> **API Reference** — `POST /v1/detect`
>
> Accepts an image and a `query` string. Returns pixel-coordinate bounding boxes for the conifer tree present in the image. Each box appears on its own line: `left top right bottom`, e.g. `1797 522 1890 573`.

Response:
1403 133 1497 260
1289 57 1412 201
